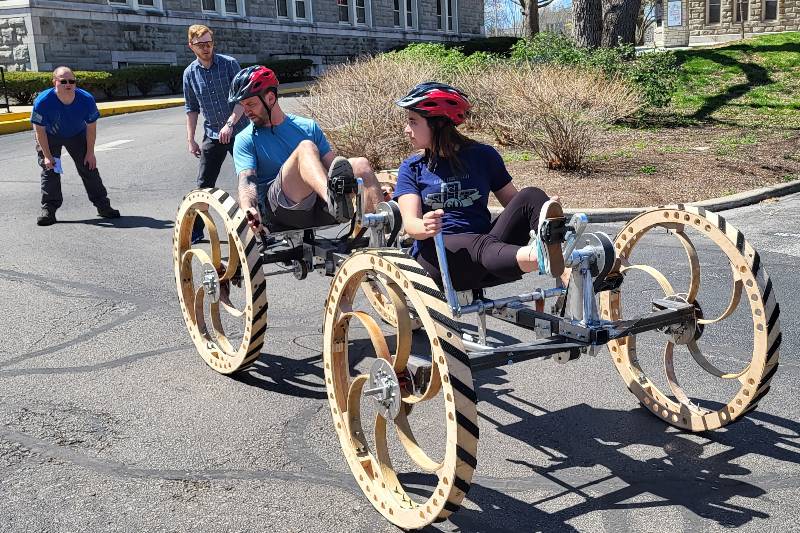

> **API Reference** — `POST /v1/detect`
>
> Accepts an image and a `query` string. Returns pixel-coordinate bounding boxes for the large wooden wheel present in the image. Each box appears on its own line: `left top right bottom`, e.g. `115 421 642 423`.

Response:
600 205 781 431
174 188 268 374
323 250 478 529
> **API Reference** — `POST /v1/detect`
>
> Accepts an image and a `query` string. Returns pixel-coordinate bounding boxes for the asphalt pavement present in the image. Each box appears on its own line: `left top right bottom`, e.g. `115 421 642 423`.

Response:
0 103 798 532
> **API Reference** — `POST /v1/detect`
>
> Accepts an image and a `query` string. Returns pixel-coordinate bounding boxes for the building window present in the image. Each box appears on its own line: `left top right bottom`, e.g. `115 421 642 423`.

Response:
338 0 350 22
447 0 454 30
109 0 127 3
276 0 288 16
202 0 216 11
763 0 777 19
707 0 721 22
295 0 307 18
225 0 238 14
734 0 749 21
393 0 401 26
437 0 443 29
355 0 366 23
138 0 154 5
405 0 414 27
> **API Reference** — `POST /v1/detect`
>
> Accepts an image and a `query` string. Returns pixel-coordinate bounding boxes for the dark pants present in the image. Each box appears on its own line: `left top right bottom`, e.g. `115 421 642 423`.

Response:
37 130 111 212
417 187 550 291
193 134 235 241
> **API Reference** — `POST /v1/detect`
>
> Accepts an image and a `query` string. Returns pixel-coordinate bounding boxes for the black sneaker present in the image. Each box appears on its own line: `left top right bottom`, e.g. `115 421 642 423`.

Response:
97 206 121 219
37 208 56 226
326 156 357 223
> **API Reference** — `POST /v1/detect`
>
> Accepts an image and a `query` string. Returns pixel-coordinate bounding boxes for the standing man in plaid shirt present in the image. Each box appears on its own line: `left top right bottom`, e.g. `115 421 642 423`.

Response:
183 24 247 243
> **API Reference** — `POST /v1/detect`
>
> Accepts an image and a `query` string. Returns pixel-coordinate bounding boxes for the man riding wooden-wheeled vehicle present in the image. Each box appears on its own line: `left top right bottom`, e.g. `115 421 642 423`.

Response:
173 173 780 529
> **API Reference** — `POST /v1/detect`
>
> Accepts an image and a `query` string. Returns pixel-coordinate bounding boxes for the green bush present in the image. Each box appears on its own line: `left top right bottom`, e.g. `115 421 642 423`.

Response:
3 71 50 105
510 33 678 108
241 58 314 83
386 43 499 76
73 70 116 99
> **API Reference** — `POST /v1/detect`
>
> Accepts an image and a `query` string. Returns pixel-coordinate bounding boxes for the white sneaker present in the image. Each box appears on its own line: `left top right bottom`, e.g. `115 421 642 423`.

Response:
533 199 565 278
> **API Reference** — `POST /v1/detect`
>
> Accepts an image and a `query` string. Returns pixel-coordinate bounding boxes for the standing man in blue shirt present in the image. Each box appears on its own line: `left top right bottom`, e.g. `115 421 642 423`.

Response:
31 66 120 226
183 24 247 243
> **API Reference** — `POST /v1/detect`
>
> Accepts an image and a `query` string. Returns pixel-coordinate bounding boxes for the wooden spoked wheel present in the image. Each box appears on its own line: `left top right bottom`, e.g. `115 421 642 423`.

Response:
323 250 478 529
599 205 781 431
174 188 268 374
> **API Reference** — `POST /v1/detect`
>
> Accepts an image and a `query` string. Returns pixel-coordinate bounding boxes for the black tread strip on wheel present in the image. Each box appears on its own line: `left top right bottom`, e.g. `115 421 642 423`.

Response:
456 445 477 469
453 476 471 494
456 411 479 439
439 336 471 370
449 374 478 404
428 308 468 339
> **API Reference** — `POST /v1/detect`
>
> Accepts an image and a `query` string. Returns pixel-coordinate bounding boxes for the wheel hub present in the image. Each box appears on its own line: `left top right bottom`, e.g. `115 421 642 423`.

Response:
202 265 220 303
363 358 401 420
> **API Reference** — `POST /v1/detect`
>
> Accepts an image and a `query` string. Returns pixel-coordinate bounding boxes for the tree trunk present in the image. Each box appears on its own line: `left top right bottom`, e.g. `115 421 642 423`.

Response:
573 0 603 48
602 0 643 47
526 1 540 37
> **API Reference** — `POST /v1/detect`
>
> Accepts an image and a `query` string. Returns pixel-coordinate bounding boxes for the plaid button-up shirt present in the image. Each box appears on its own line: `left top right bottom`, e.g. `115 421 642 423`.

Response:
183 53 247 140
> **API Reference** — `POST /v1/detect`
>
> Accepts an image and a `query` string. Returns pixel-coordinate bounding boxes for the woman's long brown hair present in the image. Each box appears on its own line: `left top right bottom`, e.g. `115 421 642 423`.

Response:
424 116 475 177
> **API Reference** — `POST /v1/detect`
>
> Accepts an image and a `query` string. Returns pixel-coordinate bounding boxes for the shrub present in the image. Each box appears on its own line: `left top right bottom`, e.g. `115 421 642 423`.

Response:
303 55 440 169
74 70 116 99
481 64 643 169
3 71 50 104
386 43 499 77
241 59 314 83
511 33 679 108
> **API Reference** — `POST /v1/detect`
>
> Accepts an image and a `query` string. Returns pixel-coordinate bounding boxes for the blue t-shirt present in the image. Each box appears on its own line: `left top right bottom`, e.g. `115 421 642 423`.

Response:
233 114 332 191
393 142 512 255
30 88 101 138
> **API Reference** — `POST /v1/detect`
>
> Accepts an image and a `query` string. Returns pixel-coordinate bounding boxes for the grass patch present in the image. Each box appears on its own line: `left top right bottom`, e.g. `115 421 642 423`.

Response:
639 165 657 175
503 150 534 163
670 32 800 128
782 174 797 182
715 132 758 155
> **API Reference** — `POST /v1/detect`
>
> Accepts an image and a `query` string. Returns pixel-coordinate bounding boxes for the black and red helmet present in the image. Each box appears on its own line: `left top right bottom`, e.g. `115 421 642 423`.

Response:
228 65 280 104
395 82 471 125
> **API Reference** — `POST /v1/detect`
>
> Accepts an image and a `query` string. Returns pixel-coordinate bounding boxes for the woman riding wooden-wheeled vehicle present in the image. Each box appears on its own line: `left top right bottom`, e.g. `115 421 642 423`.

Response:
173 80 781 530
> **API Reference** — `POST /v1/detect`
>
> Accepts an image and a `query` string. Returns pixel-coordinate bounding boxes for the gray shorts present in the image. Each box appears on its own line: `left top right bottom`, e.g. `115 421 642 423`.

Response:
262 166 338 231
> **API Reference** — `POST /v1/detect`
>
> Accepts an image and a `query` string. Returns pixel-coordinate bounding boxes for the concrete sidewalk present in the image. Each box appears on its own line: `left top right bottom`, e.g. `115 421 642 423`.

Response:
0 81 310 136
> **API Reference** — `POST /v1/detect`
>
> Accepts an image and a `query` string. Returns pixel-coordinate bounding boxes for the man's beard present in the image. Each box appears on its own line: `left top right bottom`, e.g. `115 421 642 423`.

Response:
250 112 269 127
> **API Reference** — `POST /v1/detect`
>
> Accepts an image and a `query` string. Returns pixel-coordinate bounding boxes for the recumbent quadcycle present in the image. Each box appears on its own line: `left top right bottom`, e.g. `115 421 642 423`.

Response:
173 175 781 530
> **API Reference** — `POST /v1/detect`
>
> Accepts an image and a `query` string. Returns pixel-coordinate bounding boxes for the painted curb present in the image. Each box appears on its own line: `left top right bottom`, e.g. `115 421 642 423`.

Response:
0 85 308 136
488 179 800 222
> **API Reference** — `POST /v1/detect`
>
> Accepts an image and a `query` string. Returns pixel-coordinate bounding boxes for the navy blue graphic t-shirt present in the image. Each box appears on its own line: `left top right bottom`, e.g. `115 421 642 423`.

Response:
394 142 513 256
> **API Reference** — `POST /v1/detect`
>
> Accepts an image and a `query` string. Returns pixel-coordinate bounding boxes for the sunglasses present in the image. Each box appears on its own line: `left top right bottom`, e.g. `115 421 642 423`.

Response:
58 79 77 85
191 40 214 48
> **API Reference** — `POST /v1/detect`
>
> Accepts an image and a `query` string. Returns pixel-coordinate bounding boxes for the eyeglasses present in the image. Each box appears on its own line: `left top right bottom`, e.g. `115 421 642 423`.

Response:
58 79 77 85
191 40 214 49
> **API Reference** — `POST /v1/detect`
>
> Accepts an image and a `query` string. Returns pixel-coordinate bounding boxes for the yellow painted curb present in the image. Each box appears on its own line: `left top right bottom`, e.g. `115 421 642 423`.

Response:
0 118 31 135
0 84 309 136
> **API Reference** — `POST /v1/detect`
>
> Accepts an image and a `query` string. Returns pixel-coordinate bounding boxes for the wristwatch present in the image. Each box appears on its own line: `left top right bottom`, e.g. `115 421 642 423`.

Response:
225 119 234 128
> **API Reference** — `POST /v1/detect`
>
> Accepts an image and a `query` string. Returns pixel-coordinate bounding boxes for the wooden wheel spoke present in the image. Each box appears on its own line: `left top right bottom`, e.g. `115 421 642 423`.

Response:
384 282 412 372
687 339 748 379
673 230 700 303
698 265 743 324
193 286 209 339
620 262 675 295
218 284 245 318
664 342 708 415
402 364 442 404
342 311 391 362
346 374 371 460
219 243 241 282
195 209 222 267
393 406 444 473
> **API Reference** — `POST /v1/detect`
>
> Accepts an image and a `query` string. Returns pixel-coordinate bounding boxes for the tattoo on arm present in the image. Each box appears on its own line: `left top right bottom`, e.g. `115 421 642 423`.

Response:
238 170 258 209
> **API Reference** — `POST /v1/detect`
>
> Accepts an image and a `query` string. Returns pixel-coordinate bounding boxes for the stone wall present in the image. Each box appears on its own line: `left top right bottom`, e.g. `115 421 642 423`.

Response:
4 0 482 71
687 0 799 44
0 16 31 71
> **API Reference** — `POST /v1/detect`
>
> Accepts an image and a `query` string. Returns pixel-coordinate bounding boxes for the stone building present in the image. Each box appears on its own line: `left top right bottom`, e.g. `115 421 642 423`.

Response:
653 0 799 47
0 0 483 72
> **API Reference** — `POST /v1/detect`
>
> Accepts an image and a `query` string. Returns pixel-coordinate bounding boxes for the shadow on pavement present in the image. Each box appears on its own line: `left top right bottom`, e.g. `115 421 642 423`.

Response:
58 215 175 229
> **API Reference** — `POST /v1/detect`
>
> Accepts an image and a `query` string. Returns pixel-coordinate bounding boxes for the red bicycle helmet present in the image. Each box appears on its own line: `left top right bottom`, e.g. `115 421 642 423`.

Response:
395 82 471 125
228 65 280 104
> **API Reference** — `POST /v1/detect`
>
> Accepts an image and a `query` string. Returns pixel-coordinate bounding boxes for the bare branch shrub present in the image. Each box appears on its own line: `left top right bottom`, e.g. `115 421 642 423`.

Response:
305 55 642 172
302 56 441 170
476 64 643 169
